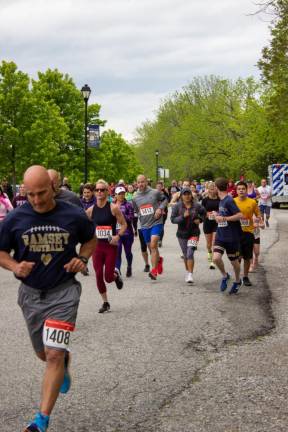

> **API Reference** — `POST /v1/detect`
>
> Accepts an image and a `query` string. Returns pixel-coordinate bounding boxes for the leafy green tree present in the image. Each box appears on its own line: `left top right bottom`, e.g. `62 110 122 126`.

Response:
0 61 68 187
135 76 270 182
257 1 288 163
0 62 142 190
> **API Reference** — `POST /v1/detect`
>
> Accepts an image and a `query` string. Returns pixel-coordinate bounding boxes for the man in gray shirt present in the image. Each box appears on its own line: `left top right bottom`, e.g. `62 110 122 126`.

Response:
133 174 168 280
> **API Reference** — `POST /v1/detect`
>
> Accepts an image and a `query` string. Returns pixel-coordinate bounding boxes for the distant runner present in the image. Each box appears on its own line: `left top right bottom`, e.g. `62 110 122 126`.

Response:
132 175 168 280
171 186 206 284
213 177 243 295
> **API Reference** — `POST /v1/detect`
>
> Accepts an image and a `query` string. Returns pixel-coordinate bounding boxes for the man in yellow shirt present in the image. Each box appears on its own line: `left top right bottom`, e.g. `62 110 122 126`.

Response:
234 181 262 286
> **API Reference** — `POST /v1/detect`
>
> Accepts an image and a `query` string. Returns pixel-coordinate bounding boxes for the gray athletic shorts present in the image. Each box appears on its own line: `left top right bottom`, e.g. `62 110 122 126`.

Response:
17 279 82 353
178 238 196 260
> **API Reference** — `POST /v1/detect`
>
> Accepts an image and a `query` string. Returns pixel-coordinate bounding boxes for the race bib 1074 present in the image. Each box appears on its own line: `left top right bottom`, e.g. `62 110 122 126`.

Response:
43 319 75 350
96 226 113 239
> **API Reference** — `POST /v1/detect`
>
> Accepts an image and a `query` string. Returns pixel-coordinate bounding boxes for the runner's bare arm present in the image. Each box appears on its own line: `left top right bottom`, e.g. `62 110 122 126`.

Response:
255 203 263 222
111 205 127 236
169 191 180 207
0 251 35 277
86 206 93 220
215 211 243 223
64 236 97 273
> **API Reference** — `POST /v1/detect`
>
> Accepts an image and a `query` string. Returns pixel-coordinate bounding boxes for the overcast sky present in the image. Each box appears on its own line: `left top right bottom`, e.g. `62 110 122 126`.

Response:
0 0 271 141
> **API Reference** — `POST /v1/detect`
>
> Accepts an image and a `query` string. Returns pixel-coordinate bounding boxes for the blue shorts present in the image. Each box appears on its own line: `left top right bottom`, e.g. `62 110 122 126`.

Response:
141 224 163 245
259 204 271 217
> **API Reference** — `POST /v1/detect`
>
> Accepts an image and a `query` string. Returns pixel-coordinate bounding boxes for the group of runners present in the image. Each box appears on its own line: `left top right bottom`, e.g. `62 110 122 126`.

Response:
0 166 271 432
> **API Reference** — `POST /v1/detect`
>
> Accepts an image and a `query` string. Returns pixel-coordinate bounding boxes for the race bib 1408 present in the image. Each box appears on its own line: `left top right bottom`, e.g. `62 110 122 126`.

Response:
43 319 75 350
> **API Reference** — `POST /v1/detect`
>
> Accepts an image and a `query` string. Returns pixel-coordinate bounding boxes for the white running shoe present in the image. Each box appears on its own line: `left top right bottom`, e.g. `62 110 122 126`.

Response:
187 273 194 284
185 272 190 283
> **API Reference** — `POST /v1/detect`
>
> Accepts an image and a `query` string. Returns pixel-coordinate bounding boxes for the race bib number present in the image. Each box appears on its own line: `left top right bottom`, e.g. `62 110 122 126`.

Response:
207 212 215 221
96 226 112 239
43 319 74 350
187 236 199 248
140 204 154 217
240 218 250 227
218 220 228 228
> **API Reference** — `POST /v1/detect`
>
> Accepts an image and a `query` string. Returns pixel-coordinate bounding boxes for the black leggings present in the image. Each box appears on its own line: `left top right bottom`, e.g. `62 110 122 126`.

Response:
133 217 138 234
160 213 167 241
138 229 147 252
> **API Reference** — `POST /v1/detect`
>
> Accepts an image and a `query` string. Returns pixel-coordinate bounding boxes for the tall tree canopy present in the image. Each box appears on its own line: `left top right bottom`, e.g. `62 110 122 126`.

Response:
257 0 288 164
134 76 272 182
0 61 141 189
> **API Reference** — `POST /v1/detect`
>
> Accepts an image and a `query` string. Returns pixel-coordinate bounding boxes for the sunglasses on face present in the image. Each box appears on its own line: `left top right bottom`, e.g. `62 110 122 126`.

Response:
95 188 106 192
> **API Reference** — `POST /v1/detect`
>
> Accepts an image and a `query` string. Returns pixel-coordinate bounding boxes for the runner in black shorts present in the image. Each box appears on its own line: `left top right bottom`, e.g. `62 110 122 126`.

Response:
212 178 243 295
0 166 96 432
201 182 219 269
234 182 262 286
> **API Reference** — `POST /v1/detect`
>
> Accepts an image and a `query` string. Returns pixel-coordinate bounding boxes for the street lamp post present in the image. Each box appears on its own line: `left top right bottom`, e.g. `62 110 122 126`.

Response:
81 84 91 183
155 150 159 183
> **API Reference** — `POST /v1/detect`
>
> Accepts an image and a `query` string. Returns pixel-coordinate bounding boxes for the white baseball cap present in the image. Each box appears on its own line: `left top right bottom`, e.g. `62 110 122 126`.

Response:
115 186 126 194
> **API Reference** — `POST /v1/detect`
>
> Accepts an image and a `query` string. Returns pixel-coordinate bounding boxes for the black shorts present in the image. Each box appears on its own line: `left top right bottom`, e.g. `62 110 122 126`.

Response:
254 237 260 245
240 232 254 260
203 220 217 235
213 239 240 261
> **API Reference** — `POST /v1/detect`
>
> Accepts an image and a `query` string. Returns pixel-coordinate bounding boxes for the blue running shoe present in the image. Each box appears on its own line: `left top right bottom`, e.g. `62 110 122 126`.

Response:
60 351 71 394
229 279 242 295
220 273 230 292
24 412 49 432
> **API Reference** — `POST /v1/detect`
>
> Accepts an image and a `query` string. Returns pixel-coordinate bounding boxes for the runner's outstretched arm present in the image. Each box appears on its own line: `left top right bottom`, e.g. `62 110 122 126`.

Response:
0 251 35 277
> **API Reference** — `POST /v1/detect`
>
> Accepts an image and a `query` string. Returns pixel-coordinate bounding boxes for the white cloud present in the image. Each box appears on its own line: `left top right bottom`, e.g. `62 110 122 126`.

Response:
0 0 271 139
95 91 166 142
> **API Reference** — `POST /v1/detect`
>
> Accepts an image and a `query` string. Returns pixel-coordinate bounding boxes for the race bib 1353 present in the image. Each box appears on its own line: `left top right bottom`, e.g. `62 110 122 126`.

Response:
140 204 154 217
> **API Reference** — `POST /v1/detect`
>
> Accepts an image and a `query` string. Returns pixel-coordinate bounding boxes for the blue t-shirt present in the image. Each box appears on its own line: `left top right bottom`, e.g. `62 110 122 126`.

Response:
216 195 241 243
0 201 95 291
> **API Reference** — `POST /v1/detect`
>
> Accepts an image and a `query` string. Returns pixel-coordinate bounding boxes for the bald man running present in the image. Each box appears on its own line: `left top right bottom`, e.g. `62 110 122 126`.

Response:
133 175 168 280
0 165 96 432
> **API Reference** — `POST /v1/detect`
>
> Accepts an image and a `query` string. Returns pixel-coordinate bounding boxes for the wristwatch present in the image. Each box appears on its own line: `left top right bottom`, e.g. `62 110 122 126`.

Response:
78 255 88 264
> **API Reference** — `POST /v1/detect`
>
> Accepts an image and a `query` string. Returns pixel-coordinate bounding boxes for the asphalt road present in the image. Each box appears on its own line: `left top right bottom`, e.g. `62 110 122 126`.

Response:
0 209 286 432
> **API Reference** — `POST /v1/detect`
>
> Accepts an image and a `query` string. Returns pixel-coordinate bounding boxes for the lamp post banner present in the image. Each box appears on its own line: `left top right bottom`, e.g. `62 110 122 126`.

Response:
88 124 100 148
